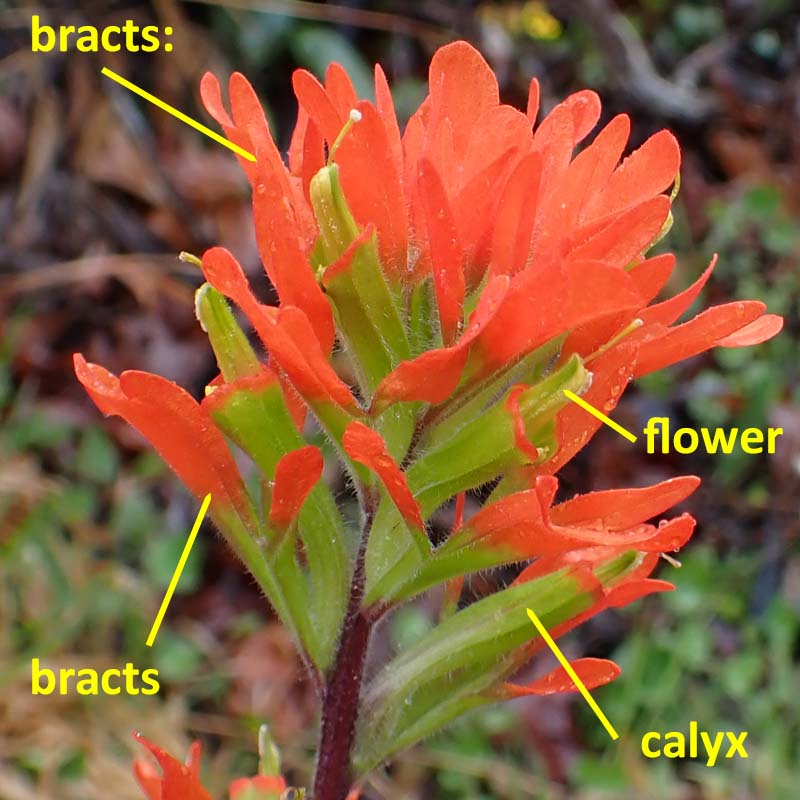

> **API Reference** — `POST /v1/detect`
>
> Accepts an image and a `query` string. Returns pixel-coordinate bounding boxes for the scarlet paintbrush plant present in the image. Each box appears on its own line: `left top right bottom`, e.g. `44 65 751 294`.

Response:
76 41 781 800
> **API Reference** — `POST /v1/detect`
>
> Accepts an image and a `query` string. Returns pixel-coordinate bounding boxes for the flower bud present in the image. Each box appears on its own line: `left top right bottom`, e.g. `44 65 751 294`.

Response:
308 163 411 408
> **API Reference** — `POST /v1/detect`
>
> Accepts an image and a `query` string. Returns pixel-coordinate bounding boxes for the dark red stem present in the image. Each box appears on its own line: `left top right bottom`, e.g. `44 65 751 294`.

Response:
311 508 374 800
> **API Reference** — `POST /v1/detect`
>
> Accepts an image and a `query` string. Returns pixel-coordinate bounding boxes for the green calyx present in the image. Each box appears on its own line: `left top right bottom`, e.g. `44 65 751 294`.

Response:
363 354 589 607
309 164 411 400
310 163 362 264
353 551 639 774
407 353 589 516
205 378 351 672
195 283 261 382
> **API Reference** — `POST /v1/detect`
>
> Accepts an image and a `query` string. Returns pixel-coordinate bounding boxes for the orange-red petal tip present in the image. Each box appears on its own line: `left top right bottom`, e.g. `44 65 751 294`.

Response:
269 446 324 529
504 658 621 697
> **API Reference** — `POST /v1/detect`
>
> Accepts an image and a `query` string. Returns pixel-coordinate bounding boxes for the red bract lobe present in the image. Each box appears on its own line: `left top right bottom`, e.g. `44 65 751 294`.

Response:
134 735 287 800
133 734 212 800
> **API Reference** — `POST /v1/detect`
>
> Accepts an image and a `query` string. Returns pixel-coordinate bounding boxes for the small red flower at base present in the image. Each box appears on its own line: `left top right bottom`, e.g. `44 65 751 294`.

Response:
134 734 288 800
229 775 287 800
133 733 212 800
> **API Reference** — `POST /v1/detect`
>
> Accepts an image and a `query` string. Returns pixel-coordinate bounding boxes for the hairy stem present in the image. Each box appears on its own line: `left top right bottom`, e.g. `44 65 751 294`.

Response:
312 504 375 800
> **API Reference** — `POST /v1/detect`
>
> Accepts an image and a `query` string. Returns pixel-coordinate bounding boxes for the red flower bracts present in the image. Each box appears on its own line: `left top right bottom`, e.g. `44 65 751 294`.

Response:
74 40 782 796
134 734 287 800
133 734 212 800
229 776 287 800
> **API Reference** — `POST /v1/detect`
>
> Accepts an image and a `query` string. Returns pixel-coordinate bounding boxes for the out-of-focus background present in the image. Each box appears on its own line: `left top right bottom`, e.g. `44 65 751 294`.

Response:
1 1 798 798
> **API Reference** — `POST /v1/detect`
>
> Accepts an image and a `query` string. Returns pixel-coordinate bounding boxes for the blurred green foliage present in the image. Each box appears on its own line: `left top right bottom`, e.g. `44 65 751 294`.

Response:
0 322 225 792
210 7 426 126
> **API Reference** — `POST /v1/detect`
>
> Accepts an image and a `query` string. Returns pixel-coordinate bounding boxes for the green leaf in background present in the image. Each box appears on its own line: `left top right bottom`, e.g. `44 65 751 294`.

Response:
150 630 204 683
8 411 73 450
57 749 87 781
720 650 763 699
214 8 295 70
144 532 205 594
110 488 164 553
571 753 629 792
672 3 724 47
76 427 119 484
132 450 166 480
55 484 97 525
0 361 11 409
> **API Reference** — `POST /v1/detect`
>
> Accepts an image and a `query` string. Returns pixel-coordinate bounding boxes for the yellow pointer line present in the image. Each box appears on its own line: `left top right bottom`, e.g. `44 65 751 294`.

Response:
526 608 619 740
562 389 638 443
146 494 212 647
100 67 256 162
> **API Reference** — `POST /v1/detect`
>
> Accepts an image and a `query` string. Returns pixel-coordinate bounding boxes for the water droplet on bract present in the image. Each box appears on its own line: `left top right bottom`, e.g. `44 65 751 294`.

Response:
256 183 266 195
